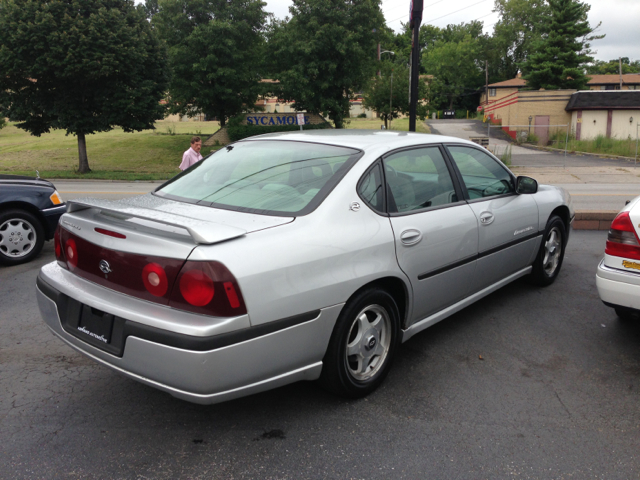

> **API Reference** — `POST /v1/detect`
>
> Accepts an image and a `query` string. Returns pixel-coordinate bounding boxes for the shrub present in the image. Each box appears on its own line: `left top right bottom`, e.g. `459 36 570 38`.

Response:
0 117 6 130
226 115 332 142
358 113 367 118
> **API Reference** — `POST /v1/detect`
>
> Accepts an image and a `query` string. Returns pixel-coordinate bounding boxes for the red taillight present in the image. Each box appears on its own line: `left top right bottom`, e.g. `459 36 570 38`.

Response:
142 263 169 297
54 226 67 269
54 226 62 258
65 238 78 268
605 211 640 260
95 228 126 239
169 261 247 316
180 269 215 306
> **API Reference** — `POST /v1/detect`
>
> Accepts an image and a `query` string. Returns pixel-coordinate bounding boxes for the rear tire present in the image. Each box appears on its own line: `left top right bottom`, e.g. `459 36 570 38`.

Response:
0 209 45 266
530 215 566 287
319 287 400 398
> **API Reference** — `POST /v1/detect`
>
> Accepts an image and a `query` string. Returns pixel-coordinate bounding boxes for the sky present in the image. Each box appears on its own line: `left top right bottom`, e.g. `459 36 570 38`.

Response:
262 0 640 64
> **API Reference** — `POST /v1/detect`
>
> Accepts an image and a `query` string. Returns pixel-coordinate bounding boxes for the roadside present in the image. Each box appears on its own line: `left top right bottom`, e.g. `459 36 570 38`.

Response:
426 118 640 230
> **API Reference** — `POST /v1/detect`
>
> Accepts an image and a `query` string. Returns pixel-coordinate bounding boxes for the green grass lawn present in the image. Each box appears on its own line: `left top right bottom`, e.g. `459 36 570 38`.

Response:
345 117 431 134
0 120 221 180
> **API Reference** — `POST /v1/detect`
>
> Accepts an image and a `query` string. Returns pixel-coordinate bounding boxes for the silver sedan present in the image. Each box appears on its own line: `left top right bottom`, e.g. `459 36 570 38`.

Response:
37 130 574 404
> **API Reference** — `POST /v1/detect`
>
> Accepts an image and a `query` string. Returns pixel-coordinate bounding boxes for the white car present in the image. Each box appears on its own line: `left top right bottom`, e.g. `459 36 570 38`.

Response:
596 196 640 320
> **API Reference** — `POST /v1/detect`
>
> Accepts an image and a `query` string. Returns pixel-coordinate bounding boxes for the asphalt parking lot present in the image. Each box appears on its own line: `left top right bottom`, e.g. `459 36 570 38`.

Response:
2 230 639 479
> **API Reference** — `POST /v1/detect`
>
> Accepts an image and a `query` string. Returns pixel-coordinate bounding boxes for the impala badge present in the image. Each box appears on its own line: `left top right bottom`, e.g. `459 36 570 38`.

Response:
99 260 112 275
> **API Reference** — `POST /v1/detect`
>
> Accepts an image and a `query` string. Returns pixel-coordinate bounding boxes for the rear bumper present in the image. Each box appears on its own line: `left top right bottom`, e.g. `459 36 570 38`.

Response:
596 259 640 311
37 262 340 404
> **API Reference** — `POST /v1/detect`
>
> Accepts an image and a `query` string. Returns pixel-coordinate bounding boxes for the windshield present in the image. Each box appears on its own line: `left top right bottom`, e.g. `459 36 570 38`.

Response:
155 140 362 216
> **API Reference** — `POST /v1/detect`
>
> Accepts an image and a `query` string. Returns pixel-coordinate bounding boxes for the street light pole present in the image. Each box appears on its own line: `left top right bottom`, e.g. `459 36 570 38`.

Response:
389 70 393 130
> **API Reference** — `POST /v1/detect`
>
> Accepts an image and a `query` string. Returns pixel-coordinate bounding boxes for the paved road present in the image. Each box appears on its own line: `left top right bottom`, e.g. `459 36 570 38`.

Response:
53 180 162 201
2 231 640 479
559 183 640 211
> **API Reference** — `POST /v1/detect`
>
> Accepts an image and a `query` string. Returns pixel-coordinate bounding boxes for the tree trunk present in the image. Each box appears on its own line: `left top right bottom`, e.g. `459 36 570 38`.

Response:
77 132 91 174
220 116 226 127
333 115 343 129
449 97 454 110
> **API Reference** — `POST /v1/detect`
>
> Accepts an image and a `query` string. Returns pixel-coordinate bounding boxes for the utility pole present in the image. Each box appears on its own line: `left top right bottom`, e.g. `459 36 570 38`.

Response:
409 0 423 132
485 61 488 109
620 57 623 89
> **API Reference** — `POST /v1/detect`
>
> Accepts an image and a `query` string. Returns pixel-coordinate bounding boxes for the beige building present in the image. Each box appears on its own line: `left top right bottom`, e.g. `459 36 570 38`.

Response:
566 91 640 140
483 89 573 144
480 74 640 143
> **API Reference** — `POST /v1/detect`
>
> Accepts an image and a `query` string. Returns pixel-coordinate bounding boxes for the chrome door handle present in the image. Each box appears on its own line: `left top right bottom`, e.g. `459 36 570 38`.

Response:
479 212 494 226
400 229 422 246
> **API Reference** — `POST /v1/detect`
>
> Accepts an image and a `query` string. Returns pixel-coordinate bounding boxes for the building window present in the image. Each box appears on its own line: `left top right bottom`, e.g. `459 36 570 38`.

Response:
489 88 497 97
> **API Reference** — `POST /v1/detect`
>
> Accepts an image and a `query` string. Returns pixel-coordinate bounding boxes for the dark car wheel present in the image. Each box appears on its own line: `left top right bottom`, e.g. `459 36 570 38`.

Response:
615 307 639 321
530 215 566 287
320 287 400 398
0 209 45 266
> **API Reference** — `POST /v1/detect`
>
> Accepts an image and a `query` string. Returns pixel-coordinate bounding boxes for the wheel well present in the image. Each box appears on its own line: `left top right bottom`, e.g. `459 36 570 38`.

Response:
550 205 570 231
348 277 409 328
0 201 49 235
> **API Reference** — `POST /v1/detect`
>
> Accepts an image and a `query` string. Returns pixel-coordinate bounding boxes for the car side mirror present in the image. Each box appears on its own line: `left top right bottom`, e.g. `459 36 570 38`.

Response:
516 176 538 194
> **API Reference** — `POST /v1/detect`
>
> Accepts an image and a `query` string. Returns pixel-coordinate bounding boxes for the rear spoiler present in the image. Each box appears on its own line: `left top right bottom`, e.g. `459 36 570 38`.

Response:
67 198 246 245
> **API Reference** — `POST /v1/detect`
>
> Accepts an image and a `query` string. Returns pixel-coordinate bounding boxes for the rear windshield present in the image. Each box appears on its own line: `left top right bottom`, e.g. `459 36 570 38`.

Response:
155 140 362 216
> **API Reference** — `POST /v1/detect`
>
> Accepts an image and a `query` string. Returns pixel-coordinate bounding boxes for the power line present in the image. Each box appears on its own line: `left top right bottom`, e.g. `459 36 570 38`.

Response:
386 0 449 25
387 0 490 26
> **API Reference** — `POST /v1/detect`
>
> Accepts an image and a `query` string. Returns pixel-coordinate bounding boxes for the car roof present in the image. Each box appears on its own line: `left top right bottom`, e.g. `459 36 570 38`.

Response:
240 129 477 151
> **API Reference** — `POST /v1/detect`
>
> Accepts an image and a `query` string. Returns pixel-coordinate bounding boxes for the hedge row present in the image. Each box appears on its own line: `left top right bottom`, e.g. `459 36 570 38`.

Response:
226 116 332 142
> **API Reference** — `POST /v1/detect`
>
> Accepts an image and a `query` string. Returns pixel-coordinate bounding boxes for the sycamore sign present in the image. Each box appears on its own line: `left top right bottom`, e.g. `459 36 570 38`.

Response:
246 114 311 126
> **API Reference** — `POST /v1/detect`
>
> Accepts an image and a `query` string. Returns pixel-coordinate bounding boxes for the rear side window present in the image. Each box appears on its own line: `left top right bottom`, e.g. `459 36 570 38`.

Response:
447 146 514 199
156 141 362 216
357 163 384 212
383 147 458 213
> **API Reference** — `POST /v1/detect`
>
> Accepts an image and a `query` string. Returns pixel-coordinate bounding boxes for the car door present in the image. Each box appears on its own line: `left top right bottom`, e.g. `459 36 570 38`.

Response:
445 145 539 289
380 146 479 325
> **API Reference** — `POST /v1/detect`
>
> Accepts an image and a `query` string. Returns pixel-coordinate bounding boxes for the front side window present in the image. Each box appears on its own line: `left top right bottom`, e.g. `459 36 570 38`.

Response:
156 141 361 216
447 146 514 199
383 147 458 213
489 88 497 97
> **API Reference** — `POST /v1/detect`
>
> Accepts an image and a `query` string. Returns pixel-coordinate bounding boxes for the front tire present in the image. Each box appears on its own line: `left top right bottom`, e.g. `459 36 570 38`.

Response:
615 307 639 321
530 215 566 286
320 288 400 398
0 209 45 266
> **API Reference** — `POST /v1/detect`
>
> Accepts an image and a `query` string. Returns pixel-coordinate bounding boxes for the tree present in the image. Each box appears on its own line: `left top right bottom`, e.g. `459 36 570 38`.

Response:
0 0 169 173
521 0 603 90
586 58 640 75
268 0 386 129
422 36 483 110
363 62 429 128
152 0 268 127
490 0 549 81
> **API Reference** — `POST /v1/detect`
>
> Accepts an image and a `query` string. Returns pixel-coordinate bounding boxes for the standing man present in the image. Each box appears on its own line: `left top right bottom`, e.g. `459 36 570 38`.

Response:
179 136 203 171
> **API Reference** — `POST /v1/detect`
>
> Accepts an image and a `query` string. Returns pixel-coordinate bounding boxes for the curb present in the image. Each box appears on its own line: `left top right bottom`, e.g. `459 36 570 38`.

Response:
573 210 617 231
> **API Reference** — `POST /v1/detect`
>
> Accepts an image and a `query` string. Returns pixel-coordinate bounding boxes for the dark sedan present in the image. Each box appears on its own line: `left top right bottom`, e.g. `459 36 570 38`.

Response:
0 174 66 265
